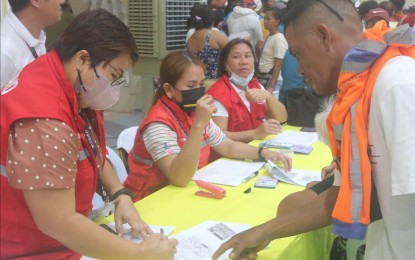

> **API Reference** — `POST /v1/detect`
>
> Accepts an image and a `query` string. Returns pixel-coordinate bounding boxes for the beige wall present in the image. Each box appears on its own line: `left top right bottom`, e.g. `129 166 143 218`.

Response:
1 1 10 21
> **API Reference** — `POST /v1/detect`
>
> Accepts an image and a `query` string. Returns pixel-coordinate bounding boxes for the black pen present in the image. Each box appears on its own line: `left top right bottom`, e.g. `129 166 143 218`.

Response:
242 171 259 183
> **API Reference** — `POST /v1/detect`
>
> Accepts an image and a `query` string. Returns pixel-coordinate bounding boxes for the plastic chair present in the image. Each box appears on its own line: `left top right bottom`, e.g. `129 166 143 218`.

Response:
91 146 129 210
116 126 139 173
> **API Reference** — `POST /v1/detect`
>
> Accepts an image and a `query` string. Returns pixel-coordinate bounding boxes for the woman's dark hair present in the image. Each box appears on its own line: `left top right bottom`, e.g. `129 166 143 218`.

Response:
152 51 206 106
390 0 405 11
53 8 139 67
266 6 285 24
357 0 379 19
191 4 215 30
217 38 257 77
8 0 29 13
379 1 394 16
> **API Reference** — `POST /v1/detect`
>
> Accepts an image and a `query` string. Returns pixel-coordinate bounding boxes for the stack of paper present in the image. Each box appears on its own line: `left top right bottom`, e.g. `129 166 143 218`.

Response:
192 158 265 186
265 160 321 186
261 131 318 148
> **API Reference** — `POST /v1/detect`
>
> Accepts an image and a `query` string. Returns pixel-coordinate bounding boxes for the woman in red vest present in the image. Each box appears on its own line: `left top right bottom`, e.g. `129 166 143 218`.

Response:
207 38 287 144
0 9 177 260
124 51 292 201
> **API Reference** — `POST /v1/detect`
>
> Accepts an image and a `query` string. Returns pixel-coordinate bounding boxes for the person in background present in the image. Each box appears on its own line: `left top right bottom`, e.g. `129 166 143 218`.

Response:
213 0 415 259
379 1 394 18
227 0 263 56
357 0 379 21
365 8 390 29
208 39 287 145
187 4 228 86
1 0 64 87
399 6 415 27
124 51 292 201
0 9 177 259
45 0 74 51
208 0 229 9
256 7 288 97
389 0 406 21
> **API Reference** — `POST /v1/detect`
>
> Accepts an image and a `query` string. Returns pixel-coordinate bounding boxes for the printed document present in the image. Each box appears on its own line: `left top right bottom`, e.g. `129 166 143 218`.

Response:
172 220 252 260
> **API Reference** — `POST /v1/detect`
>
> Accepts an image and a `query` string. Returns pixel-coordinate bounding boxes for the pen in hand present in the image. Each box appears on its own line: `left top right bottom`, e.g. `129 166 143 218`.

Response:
160 228 166 239
242 171 259 183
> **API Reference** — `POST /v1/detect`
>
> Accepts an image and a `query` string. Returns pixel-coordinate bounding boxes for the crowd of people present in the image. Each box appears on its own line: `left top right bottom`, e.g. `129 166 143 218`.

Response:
1 0 414 259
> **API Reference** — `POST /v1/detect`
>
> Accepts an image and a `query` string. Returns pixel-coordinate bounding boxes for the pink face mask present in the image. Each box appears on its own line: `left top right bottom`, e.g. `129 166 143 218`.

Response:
80 70 123 110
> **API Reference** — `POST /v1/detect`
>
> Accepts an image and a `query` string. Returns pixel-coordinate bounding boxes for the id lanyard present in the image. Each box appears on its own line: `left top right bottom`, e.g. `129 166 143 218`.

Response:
161 101 189 138
79 109 108 203
23 41 39 59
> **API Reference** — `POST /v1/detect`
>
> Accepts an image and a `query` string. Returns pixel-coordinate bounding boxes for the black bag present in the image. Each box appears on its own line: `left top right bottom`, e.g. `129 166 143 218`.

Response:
255 71 272 88
285 88 322 127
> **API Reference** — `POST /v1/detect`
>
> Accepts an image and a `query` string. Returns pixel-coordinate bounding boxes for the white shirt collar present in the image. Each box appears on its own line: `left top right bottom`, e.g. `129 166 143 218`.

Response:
6 12 46 48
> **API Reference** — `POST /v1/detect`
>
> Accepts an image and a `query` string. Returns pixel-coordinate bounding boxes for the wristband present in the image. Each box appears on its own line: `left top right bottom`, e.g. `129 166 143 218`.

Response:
111 188 134 201
258 146 267 161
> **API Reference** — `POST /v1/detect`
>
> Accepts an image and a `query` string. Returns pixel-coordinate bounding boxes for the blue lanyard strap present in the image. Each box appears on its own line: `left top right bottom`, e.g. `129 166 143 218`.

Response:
79 109 108 203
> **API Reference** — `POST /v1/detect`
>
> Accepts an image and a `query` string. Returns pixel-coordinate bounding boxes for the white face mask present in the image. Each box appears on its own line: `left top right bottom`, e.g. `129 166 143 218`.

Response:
79 70 122 110
228 66 254 86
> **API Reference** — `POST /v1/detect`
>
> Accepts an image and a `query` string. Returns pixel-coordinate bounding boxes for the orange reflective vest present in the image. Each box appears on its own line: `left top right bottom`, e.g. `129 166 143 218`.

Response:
327 21 415 239
124 96 211 201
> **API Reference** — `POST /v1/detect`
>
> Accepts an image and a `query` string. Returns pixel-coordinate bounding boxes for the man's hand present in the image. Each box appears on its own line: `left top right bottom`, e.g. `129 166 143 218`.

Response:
212 225 270 260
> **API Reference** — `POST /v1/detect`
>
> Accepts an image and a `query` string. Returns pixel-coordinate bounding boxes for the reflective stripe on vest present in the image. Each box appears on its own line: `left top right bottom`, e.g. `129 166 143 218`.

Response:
131 149 153 166
79 149 89 160
1 164 7 178
349 103 363 222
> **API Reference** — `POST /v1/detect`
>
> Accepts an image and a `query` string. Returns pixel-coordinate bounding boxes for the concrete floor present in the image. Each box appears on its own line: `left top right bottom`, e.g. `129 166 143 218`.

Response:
103 109 142 150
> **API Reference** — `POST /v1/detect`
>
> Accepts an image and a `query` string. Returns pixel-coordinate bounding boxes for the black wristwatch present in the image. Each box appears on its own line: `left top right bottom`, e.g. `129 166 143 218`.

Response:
111 188 134 201
258 146 267 161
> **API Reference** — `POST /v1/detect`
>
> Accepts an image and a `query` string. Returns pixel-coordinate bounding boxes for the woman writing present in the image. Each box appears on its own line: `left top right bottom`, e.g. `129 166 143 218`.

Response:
0 9 177 259
207 38 287 144
124 51 291 201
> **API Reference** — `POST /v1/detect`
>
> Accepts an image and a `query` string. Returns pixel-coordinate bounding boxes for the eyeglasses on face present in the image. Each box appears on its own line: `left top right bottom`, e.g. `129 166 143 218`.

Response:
107 63 127 86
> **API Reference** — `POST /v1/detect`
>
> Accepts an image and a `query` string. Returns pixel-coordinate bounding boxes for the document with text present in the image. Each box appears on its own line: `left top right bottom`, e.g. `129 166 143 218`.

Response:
172 220 252 260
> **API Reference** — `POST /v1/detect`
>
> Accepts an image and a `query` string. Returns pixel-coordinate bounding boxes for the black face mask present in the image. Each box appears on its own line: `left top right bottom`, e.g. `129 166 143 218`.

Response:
176 87 206 112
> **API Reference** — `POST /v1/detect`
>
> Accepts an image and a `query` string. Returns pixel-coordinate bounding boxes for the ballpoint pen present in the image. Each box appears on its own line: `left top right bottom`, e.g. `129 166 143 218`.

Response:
160 228 166 239
183 104 196 107
242 171 259 183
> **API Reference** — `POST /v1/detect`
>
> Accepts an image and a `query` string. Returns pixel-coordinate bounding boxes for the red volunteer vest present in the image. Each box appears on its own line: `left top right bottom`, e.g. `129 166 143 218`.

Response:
0 51 106 259
124 96 211 201
207 74 265 132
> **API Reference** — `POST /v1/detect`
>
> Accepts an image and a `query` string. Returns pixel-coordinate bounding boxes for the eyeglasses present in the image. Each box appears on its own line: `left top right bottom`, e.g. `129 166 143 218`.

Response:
107 63 127 86
315 0 344 22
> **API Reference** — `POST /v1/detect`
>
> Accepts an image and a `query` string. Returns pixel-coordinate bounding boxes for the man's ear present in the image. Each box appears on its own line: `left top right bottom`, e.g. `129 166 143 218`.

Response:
316 23 332 51
30 0 41 8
